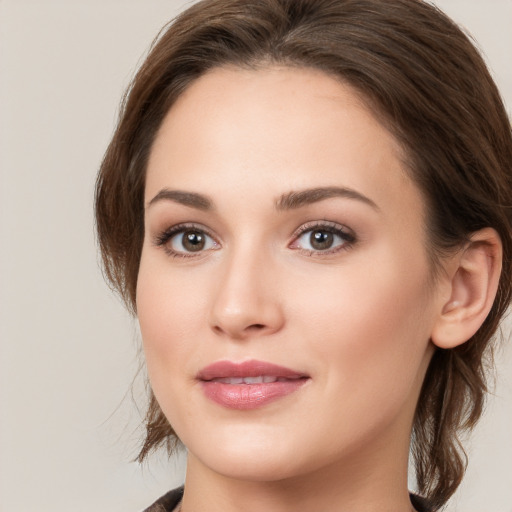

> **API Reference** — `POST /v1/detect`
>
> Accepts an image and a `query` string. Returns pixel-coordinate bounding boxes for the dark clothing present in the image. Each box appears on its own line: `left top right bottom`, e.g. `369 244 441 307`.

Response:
144 486 433 512
144 487 184 512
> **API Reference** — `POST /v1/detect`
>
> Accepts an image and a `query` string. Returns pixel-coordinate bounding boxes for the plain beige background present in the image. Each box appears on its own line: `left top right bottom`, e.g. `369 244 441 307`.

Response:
0 1 511 511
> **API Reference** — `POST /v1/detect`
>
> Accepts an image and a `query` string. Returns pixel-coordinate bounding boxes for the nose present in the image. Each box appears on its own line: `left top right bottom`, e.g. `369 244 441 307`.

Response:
209 248 285 340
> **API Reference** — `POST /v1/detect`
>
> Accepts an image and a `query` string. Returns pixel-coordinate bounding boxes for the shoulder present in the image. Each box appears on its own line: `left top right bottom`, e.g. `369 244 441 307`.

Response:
143 487 184 512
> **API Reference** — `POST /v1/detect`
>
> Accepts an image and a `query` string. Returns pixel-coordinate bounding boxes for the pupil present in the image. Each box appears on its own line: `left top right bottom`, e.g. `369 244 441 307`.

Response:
311 230 333 250
183 231 205 251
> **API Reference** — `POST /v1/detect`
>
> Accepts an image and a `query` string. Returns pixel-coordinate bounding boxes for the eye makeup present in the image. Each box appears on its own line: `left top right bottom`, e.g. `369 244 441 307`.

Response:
152 218 357 260
289 220 357 257
153 222 220 259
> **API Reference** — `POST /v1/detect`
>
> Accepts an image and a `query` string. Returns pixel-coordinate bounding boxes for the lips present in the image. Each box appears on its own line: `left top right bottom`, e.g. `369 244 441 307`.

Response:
197 360 309 410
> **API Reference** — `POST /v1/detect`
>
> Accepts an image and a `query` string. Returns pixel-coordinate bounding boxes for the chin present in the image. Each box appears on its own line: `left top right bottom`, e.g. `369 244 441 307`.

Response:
198 448 308 482
184 424 314 482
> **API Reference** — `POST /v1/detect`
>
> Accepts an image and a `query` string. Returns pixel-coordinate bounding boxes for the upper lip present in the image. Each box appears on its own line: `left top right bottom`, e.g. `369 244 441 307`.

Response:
197 359 308 381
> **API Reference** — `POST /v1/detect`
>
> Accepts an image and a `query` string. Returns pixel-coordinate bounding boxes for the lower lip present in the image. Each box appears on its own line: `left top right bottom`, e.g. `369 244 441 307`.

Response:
201 379 308 410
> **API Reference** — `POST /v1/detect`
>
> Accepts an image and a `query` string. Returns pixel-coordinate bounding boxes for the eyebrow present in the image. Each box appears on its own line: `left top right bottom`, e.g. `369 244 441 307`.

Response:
146 189 213 211
276 186 379 211
146 185 379 212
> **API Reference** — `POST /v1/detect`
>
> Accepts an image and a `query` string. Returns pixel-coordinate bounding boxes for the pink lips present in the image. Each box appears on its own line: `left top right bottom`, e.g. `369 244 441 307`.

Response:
197 360 309 410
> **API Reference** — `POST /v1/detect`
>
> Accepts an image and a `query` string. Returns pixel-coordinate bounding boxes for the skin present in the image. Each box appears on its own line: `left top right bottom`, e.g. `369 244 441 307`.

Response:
137 66 451 512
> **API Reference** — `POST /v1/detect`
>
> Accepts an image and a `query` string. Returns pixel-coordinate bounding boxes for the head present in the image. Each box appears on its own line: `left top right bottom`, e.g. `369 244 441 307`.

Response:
95 0 512 509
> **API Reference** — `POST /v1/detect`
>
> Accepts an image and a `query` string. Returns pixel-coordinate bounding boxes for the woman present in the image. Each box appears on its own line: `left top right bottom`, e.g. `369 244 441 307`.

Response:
95 0 512 511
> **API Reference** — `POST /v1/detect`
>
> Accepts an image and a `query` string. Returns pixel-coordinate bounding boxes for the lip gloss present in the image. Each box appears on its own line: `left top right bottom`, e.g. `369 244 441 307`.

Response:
197 360 309 410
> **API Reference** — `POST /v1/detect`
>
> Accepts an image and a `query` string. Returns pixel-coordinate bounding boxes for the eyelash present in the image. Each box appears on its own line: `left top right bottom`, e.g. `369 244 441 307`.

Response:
153 221 356 259
153 223 219 259
290 221 356 256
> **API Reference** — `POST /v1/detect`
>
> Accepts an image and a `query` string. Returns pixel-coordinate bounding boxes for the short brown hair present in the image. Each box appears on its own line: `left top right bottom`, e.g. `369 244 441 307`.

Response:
95 0 512 508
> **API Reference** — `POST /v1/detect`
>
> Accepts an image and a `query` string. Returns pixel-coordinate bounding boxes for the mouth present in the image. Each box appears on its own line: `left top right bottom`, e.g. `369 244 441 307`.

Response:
197 360 309 410
209 375 302 384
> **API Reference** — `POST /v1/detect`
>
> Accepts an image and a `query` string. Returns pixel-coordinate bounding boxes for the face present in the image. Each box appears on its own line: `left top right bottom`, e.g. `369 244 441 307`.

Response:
137 66 441 483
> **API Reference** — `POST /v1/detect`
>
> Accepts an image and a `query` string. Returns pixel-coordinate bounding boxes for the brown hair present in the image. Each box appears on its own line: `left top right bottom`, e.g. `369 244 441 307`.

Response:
95 0 512 509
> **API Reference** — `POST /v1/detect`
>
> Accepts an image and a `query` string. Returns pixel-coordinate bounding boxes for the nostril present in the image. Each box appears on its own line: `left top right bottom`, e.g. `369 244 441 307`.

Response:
247 324 265 331
211 323 266 337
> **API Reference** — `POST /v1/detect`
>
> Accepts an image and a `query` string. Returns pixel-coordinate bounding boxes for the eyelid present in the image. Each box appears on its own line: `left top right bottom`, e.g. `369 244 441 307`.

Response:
152 220 355 258
153 222 220 257
291 220 355 239
289 220 356 254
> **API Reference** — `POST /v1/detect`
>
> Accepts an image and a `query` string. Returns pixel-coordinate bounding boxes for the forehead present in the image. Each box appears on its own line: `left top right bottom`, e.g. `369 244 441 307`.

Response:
145 65 422 221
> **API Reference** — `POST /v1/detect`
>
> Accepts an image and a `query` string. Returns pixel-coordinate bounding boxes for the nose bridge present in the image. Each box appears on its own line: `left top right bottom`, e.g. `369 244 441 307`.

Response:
209 238 284 339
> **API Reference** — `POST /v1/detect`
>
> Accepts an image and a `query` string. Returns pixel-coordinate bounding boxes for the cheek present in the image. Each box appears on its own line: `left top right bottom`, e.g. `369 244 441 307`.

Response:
136 254 206 382
136 259 214 438
290 245 435 401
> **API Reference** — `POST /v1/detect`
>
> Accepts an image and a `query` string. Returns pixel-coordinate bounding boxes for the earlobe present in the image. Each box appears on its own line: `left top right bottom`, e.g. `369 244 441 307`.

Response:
431 228 502 349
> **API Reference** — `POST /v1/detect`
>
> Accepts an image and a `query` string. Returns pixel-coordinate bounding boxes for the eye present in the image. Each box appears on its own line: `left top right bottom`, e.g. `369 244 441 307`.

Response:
154 224 219 257
290 222 355 254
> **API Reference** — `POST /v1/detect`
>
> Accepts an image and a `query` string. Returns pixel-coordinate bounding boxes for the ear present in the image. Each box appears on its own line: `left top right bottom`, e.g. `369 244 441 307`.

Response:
431 228 502 349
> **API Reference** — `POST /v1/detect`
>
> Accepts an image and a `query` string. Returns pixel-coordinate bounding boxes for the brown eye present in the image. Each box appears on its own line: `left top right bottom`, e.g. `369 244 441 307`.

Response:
163 227 218 255
182 230 206 252
310 230 334 250
291 223 355 254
